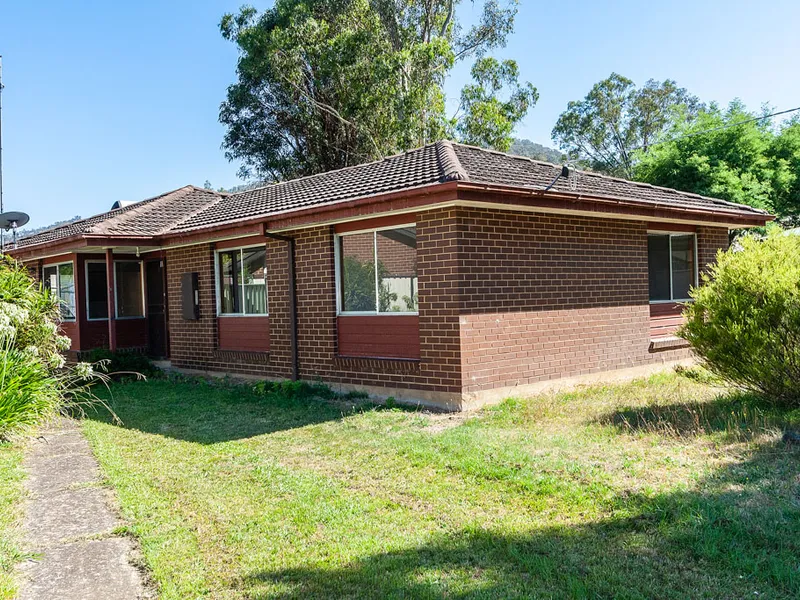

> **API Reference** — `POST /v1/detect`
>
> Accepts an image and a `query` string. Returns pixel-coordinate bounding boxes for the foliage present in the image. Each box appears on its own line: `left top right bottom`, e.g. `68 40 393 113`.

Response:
508 138 564 163
219 0 534 181
456 57 538 151
635 101 794 213
765 117 800 215
679 228 800 404
85 349 161 380
0 257 109 439
552 73 701 178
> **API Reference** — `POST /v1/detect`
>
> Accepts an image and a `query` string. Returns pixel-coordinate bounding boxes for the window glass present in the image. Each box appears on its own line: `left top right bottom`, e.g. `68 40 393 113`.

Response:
58 263 76 320
339 232 377 312
219 251 242 314
42 264 76 320
217 247 268 315
647 235 671 301
43 266 58 294
115 262 144 318
376 228 417 312
87 263 109 319
242 249 267 314
671 235 695 300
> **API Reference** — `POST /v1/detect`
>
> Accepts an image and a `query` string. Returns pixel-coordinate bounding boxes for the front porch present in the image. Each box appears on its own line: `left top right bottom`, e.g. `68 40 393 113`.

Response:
38 249 169 359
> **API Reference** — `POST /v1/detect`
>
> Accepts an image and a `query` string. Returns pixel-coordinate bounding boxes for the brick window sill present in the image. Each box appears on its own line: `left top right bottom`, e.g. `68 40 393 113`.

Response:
213 349 270 364
649 336 689 352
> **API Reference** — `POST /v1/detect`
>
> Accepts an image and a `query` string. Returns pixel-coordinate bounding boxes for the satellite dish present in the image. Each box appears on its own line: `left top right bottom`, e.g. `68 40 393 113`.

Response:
0 211 30 230
0 211 31 250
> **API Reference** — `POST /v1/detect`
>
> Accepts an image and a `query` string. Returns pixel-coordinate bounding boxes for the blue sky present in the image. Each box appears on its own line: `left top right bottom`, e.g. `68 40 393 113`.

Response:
1 0 799 229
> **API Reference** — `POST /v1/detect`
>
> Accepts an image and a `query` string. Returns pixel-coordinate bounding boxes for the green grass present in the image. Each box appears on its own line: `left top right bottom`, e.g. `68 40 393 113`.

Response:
0 443 25 599
83 372 800 599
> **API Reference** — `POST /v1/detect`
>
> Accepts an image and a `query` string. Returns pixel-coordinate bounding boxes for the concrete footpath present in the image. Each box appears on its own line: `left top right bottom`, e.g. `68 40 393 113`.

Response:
17 418 149 599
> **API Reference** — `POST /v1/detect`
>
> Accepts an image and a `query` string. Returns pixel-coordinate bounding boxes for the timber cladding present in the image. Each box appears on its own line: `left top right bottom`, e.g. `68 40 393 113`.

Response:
164 205 730 400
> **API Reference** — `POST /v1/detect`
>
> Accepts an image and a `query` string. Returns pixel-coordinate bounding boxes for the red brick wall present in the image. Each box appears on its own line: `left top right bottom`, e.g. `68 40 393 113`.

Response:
457 208 729 393
165 218 461 393
164 206 730 399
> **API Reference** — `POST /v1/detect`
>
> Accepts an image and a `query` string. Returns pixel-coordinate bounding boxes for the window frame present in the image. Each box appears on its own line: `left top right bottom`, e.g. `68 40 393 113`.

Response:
334 223 419 316
113 260 146 320
647 231 699 304
42 260 77 322
84 259 146 320
213 244 269 317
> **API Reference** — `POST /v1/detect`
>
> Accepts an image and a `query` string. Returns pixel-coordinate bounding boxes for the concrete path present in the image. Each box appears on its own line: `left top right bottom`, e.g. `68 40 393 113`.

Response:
17 418 149 599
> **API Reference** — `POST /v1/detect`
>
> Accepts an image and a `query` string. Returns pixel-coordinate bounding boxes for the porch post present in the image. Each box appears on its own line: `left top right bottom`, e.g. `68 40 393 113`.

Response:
105 248 117 351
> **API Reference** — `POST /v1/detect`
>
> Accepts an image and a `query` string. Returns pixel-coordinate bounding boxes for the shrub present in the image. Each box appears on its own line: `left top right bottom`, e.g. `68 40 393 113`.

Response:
0 257 109 439
85 349 161 380
679 228 800 405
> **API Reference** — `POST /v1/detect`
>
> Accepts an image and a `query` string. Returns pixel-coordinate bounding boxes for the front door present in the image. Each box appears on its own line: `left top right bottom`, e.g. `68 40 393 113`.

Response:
146 259 168 358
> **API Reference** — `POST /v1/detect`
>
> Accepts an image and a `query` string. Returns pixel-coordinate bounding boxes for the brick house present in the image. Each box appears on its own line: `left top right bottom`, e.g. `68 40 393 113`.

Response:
10 141 771 410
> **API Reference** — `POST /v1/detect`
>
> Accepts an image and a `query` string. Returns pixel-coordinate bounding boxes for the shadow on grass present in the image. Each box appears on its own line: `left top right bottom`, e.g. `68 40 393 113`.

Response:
243 439 800 599
598 389 800 439
83 378 369 444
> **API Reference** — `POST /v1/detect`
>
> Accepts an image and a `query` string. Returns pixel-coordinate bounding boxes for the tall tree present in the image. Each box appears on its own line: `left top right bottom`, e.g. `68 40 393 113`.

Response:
635 101 796 214
456 57 538 151
220 0 534 181
767 117 800 216
552 73 700 178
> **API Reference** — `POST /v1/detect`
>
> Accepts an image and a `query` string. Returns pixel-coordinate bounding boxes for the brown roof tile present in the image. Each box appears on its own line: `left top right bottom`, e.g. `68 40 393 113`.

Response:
17 186 222 248
15 141 769 250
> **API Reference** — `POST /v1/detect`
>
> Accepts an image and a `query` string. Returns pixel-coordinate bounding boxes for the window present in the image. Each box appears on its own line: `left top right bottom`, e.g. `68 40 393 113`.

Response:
216 247 267 315
115 262 144 318
337 226 418 314
648 233 697 302
43 262 76 320
86 262 109 319
86 261 145 319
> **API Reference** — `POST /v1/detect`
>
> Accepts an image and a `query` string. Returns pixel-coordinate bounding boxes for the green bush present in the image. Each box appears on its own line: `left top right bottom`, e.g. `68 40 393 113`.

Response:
679 228 800 404
0 257 108 439
85 349 161 380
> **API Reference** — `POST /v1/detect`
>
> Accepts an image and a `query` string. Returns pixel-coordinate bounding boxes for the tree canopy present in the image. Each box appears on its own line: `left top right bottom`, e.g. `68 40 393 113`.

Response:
551 73 700 179
635 103 800 215
220 0 536 181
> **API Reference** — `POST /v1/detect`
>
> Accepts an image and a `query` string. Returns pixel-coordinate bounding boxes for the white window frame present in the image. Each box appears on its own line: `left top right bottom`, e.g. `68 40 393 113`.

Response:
84 259 146 320
214 244 269 317
334 223 418 316
647 231 699 304
113 260 146 320
42 260 77 322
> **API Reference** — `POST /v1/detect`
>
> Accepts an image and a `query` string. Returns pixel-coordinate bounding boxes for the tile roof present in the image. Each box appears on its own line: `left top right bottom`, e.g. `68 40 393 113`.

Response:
173 140 766 233
17 186 223 248
15 141 769 250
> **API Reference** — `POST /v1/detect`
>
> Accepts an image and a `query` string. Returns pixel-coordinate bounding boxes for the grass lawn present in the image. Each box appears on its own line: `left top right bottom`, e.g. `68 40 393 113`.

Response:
0 442 25 600
83 371 800 599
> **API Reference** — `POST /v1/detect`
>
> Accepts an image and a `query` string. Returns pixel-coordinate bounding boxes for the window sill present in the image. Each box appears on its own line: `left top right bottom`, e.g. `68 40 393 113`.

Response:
217 313 270 318
649 336 690 352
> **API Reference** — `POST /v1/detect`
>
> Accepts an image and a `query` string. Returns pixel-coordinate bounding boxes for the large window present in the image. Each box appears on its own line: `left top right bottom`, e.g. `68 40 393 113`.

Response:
43 262 76 320
337 226 418 314
86 261 145 319
115 261 144 318
648 233 697 302
216 247 268 315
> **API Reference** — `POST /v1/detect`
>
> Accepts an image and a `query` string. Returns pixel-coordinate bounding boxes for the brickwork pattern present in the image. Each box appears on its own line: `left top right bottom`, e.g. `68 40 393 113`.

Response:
165 206 731 399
